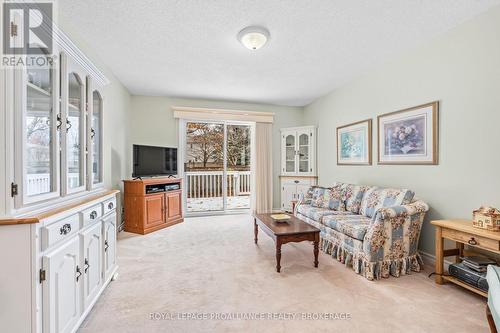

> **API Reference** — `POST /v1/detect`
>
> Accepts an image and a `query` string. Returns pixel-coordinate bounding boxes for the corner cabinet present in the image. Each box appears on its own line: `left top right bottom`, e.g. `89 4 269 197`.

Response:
280 126 317 212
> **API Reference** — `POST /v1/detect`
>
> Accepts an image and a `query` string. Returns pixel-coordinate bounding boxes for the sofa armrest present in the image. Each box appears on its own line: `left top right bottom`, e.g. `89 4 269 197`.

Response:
363 200 429 263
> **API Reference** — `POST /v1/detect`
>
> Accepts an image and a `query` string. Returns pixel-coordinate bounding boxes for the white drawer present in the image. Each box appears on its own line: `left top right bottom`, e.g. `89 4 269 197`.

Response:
102 197 117 215
41 214 80 250
81 204 103 227
282 178 316 185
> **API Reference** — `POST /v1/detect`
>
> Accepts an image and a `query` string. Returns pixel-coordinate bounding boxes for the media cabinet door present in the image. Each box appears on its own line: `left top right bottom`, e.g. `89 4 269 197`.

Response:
145 193 166 228
166 191 182 220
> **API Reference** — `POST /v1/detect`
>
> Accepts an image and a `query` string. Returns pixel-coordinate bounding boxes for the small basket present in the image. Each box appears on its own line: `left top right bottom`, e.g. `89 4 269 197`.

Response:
472 206 500 232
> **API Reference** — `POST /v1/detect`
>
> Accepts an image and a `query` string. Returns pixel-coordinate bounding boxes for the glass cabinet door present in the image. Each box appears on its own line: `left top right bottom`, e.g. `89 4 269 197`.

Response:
285 134 296 173
24 64 58 202
298 132 310 173
90 90 103 186
65 72 86 192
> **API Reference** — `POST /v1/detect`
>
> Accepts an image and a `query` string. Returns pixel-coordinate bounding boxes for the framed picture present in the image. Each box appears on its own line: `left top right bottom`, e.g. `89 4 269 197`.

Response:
337 119 372 165
377 101 439 165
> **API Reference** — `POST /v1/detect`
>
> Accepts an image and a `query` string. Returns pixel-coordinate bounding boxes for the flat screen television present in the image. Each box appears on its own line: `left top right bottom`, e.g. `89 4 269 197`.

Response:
133 145 178 178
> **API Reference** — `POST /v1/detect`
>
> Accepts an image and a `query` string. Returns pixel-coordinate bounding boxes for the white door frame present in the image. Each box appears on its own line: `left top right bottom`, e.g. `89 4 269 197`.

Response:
178 118 254 217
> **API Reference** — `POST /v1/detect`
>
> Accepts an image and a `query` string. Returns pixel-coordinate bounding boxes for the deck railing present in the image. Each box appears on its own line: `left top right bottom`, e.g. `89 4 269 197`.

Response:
185 171 251 199
27 173 80 196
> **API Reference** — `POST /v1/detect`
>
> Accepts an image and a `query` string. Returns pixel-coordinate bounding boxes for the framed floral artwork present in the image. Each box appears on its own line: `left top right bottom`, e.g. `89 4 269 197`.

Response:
337 119 372 165
377 101 439 165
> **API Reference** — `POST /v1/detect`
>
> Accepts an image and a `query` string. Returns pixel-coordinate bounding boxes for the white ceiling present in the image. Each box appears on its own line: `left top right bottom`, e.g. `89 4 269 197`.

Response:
58 0 500 106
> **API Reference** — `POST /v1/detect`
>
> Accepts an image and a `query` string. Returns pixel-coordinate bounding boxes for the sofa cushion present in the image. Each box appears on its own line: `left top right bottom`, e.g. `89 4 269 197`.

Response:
359 187 415 218
310 187 328 207
297 204 348 222
322 214 372 241
342 184 369 214
320 184 346 211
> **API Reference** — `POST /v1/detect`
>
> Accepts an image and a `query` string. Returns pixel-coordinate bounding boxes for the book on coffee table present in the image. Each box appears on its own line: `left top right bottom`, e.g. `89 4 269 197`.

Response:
270 214 291 221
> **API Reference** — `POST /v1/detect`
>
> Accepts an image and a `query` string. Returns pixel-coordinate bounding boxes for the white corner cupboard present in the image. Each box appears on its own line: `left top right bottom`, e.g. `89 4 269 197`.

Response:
0 16 116 333
280 126 317 212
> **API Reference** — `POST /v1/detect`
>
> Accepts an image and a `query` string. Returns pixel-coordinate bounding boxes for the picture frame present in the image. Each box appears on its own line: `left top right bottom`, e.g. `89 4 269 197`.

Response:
336 119 372 165
377 101 439 165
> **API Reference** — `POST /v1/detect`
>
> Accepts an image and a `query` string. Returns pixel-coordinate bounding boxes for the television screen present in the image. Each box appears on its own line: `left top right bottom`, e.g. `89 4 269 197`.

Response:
133 145 178 177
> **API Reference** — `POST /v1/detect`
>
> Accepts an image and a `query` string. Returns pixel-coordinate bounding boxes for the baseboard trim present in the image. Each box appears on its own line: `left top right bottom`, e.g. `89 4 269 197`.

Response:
419 250 453 271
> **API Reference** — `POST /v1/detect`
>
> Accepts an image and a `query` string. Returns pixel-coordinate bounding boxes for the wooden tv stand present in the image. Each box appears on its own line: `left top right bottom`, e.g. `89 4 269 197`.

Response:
123 177 183 234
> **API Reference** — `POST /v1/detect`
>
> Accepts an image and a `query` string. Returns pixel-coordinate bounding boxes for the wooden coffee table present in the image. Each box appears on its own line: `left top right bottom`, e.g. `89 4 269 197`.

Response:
253 212 320 273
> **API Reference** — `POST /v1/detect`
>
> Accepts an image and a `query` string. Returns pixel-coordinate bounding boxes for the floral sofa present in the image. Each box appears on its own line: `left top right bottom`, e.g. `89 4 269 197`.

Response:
294 183 429 280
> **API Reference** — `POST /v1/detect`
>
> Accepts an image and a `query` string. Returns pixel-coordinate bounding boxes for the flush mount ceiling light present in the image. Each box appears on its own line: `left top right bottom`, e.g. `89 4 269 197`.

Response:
237 26 270 50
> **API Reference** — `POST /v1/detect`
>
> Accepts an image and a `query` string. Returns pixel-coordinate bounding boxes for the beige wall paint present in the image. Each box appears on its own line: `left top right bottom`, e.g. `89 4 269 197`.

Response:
303 7 500 254
129 96 304 208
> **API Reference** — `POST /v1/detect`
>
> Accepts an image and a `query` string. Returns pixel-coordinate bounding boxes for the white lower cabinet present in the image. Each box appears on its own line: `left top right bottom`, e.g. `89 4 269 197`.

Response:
35 192 119 333
81 222 103 310
103 213 117 279
42 237 81 333
280 177 317 212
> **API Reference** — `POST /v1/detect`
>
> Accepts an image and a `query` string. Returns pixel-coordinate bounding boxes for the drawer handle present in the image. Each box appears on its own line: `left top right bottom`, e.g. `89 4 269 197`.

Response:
90 211 98 219
108 202 114 210
76 266 82 282
84 258 90 273
468 237 478 245
59 223 72 235
294 180 299 184
104 240 109 252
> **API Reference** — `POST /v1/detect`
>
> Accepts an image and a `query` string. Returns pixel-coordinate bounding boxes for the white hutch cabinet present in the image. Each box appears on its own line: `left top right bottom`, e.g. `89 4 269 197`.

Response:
0 16 117 333
280 126 317 212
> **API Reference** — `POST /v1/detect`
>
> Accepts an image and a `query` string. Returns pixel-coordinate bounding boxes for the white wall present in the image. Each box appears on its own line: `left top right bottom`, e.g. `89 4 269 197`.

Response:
129 96 304 208
303 7 500 254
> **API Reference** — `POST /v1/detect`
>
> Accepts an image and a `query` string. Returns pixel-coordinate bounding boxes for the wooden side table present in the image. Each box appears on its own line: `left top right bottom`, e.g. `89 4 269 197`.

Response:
431 219 500 297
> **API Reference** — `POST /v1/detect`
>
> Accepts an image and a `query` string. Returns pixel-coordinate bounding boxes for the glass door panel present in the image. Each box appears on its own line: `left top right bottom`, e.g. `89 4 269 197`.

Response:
91 91 102 184
285 134 296 173
67 73 84 190
26 67 54 197
226 124 251 210
298 133 310 173
185 122 224 212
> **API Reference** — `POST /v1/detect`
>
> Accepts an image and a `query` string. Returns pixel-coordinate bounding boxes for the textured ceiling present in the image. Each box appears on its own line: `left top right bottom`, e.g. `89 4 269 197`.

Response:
58 0 500 106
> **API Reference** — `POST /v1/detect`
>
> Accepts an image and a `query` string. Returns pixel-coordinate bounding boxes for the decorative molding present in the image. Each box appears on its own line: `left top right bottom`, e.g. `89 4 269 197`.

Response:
53 26 110 86
173 106 274 123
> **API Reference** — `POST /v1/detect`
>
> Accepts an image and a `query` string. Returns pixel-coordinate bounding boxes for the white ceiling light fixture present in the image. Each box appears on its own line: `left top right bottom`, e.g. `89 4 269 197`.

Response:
238 26 270 50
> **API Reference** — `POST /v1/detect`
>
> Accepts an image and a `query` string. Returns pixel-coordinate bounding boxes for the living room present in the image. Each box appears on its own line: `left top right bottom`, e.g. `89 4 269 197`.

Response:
1 1 500 332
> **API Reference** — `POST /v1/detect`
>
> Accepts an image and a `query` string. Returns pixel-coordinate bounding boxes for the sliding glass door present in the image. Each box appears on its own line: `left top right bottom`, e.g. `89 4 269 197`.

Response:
183 121 251 214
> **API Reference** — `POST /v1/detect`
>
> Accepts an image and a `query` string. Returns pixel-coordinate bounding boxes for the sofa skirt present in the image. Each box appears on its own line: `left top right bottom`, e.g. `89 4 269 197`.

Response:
296 212 424 281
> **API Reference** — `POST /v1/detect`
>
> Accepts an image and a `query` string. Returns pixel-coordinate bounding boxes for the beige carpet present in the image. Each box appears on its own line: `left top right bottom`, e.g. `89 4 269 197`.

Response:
79 214 489 333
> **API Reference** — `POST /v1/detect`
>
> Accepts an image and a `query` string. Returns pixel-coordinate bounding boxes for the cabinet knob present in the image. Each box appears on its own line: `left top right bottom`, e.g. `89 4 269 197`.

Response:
90 211 98 219
59 223 71 235
294 180 299 184
104 240 109 252
108 202 114 210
